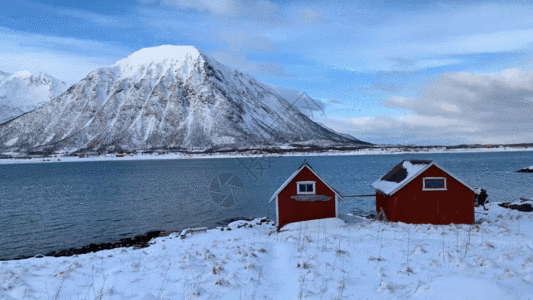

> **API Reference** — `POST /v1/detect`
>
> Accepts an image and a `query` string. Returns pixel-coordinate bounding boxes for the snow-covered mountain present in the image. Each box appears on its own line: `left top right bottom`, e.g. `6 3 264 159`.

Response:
0 71 69 124
0 45 366 153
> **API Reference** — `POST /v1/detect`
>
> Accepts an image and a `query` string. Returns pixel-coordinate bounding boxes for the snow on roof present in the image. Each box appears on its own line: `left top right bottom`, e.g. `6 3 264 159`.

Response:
371 160 432 195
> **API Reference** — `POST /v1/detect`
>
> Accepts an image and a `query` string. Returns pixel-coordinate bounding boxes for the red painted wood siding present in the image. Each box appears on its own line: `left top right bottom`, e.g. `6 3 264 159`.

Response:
376 165 475 225
277 167 336 228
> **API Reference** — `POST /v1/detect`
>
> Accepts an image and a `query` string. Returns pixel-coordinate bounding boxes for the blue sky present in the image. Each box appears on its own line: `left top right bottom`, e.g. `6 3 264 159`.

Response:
2 0 533 145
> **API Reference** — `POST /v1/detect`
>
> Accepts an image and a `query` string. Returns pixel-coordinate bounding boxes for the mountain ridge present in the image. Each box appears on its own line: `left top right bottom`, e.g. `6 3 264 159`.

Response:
0 45 367 154
0 71 69 124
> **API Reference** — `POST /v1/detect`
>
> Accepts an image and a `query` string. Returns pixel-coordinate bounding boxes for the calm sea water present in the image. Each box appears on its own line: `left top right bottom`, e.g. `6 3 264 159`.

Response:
1 151 532 260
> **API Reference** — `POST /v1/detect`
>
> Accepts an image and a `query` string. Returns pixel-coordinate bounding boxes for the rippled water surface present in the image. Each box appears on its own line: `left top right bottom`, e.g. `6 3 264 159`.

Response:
1 151 532 260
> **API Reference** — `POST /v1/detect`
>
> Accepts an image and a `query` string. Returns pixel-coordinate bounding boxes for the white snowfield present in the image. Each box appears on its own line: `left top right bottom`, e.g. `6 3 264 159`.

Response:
2 203 533 299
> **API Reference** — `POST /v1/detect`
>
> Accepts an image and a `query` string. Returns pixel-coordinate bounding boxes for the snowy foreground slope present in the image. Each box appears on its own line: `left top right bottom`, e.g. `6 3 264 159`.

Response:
2 203 533 300
0 45 362 154
0 70 68 124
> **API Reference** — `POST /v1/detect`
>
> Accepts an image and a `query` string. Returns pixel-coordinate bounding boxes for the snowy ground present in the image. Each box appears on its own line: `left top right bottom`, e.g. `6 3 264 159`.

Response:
2 203 533 299
0 145 532 165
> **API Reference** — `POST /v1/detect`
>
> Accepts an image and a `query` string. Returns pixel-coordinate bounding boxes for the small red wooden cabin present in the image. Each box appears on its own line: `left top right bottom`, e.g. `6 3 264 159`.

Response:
270 161 345 228
371 160 476 225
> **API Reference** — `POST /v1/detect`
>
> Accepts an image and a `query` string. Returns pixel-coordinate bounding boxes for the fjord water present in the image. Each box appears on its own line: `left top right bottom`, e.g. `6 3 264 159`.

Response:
1 151 532 260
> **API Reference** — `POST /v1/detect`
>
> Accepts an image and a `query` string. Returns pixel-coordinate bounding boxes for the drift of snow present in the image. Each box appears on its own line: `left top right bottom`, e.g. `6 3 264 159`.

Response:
372 160 429 195
2 204 533 299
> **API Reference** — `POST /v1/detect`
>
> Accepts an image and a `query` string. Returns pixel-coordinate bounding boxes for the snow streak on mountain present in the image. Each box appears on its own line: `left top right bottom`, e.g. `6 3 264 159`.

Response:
0 71 69 124
0 45 366 153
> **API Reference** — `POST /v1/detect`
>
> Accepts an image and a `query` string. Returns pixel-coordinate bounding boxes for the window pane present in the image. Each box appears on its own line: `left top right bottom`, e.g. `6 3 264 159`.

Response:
306 184 314 192
425 179 445 189
299 184 306 192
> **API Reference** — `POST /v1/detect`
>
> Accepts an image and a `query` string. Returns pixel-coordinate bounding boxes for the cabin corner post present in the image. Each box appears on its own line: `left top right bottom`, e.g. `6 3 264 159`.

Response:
335 194 339 218
275 195 280 228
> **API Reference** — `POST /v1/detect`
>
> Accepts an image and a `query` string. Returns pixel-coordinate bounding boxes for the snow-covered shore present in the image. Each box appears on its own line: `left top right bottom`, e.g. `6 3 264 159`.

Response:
2 203 532 299
1 145 532 165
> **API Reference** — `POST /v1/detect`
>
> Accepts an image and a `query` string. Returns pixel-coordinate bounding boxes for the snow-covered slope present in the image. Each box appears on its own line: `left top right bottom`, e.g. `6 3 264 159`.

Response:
0 45 365 153
0 71 69 124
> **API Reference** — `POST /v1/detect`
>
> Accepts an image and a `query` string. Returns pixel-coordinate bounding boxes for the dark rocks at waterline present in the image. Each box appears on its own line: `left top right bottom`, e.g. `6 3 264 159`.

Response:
45 230 171 258
517 167 533 173
220 217 274 231
4 218 274 261
498 202 533 212
0 230 171 261
219 217 255 225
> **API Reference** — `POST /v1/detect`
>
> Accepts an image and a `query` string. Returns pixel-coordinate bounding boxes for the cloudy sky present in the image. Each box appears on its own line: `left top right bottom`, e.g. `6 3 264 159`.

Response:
1 0 533 145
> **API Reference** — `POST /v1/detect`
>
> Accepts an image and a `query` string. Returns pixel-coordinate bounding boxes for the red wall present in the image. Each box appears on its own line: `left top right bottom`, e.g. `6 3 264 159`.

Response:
277 167 336 228
376 165 475 225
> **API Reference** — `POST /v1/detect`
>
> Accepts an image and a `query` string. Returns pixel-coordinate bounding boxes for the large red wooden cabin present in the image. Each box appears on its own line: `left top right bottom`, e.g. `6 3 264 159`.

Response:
270 161 345 228
371 160 476 225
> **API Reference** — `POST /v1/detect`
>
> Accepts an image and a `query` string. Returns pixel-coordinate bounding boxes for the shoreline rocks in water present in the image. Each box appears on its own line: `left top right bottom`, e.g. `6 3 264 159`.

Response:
0 230 170 261
45 230 171 259
517 165 533 173
498 198 533 212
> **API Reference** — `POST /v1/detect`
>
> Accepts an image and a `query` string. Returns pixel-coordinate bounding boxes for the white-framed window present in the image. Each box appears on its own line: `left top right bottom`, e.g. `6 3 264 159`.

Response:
423 177 447 191
297 181 316 194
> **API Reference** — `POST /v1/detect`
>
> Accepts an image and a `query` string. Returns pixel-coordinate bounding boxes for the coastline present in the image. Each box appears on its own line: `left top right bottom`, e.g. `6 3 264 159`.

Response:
1 217 264 262
1 145 532 165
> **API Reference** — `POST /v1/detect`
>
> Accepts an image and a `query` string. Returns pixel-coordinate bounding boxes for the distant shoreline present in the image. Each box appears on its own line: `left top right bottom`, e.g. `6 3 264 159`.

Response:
1 145 532 165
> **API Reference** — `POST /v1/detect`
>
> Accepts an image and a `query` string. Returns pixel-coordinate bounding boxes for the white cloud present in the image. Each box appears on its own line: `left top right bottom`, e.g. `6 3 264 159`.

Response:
300 8 326 24
0 28 130 83
220 32 277 53
166 0 280 21
289 3 533 72
325 68 533 145
54 7 131 29
139 1 533 76
210 51 293 78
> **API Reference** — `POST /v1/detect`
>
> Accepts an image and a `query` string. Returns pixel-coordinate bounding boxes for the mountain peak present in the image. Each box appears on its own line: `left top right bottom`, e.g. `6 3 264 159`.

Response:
0 70 68 124
113 45 203 69
12 70 33 78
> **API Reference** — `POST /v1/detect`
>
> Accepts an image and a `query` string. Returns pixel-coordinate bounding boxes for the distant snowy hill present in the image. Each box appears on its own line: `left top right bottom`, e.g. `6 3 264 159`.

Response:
0 45 366 154
0 71 69 124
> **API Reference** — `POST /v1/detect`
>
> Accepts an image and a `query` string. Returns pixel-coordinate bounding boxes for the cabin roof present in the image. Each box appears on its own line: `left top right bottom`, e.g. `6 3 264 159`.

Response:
371 160 476 196
269 161 345 202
